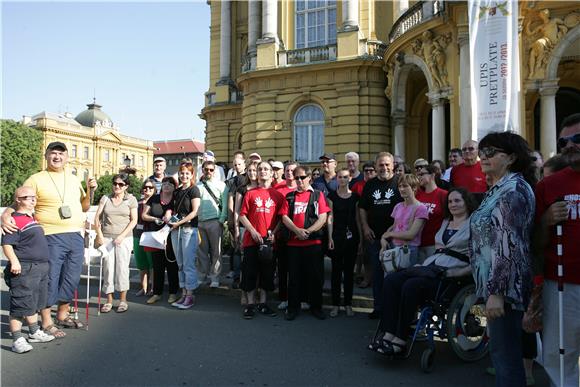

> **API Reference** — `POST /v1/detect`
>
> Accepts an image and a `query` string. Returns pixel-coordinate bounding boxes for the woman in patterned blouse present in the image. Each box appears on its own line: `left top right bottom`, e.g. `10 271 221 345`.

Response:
469 132 537 387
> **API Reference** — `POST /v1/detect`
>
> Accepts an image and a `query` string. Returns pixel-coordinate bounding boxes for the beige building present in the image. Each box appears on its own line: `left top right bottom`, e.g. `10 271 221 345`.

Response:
201 0 580 164
25 100 155 179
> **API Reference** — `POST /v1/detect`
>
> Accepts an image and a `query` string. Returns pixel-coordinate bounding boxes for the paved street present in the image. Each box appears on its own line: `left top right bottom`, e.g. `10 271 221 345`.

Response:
0 283 549 387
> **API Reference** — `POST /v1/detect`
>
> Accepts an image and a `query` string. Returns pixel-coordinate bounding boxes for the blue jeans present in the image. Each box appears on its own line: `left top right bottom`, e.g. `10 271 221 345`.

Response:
171 226 199 291
367 239 383 311
46 232 84 306
488 303 526 387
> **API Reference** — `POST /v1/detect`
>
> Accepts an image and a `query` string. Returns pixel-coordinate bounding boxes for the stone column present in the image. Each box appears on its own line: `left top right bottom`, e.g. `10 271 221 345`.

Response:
429 95 446 161
396 0 409 17
342 0 359 31
219 0 231 82
248 0 260 55
539 81 559 158
261 0 278 42
458 32 473 143
392 112 406 158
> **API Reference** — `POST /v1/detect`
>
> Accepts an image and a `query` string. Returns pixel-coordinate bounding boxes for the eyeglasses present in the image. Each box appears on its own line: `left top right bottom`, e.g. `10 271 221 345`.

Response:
321 160 335 164
294 175 309 181
478 147 506 158
558 133 580 149
337 175 350 179
414 165 428 170
462 146 476 153
364 169 375 173
143 186 155 190
18 196 36 201
204 168 215 172
113 182 126 187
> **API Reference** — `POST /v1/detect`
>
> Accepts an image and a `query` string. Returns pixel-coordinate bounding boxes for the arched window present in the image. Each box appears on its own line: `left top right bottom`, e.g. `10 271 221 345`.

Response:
296 0 337 49
294 104 324 162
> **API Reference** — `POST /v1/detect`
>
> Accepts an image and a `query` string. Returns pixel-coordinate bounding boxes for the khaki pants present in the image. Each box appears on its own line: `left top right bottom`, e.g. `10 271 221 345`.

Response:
102 236 133 294
197 219 223 282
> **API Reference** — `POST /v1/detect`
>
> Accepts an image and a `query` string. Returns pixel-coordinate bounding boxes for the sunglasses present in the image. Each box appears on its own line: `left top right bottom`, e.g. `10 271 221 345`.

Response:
18 196 36 201
113 182 126 187
558 133 580 149
294 175 309 181
337 175 350 179
462 146 476 153
478 147 506 158
143 186 155 190
204 168 215 172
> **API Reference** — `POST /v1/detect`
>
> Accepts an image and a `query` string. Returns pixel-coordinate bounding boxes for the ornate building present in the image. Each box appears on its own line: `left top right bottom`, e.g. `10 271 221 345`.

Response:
25 100 155 179
201 0 580 163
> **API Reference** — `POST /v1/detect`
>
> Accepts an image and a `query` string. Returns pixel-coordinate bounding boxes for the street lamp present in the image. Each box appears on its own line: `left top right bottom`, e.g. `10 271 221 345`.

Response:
121 155 136 175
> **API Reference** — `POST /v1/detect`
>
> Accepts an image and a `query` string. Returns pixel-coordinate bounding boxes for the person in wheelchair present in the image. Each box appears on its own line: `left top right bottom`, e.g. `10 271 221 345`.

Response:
369 187 478 355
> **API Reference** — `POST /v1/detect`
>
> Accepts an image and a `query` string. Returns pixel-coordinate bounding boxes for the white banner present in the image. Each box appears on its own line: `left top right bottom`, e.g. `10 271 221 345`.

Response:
469 0 520 140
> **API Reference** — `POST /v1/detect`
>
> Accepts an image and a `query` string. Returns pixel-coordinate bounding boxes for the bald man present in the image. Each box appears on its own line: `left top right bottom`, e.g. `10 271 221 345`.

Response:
450 140 487 194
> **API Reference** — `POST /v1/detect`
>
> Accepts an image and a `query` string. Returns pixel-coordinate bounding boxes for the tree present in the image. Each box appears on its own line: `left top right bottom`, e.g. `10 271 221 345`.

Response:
88 173 143 204
0 120 43 206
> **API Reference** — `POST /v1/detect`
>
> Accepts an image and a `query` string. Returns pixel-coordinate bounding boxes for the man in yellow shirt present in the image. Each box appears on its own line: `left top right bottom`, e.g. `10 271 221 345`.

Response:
2 142 97 338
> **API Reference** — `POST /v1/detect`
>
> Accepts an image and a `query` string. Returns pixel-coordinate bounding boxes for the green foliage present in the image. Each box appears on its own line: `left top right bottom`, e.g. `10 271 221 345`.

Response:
0 120 44 206
90 173 144 204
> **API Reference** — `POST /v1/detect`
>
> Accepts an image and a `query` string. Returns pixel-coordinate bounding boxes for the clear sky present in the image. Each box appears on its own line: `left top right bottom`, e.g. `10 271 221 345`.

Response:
1 1 210 142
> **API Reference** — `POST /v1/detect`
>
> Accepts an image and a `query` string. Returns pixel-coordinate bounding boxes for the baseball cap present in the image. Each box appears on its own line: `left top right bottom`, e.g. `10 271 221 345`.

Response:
248 152 261 161
271 161 284 169
204 150 216 161
319 152 336 161
153 156 166 163
46 141 67 152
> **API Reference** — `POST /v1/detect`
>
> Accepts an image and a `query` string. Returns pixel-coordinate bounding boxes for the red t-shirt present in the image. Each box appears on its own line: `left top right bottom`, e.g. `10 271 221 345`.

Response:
416 187 448 246
276 183 297 198
534 167 580 284
282 189 331 247
351 179 366 197
240 187 287 248
450 161 487 193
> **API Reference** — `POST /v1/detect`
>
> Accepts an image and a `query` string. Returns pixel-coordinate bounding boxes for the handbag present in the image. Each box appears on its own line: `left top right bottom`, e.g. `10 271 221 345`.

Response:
380 245 412 273
139 225 171 250
522 282 543 333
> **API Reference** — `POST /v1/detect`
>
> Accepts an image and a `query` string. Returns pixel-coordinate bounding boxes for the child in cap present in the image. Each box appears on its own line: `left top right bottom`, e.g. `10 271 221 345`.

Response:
2 186 55 353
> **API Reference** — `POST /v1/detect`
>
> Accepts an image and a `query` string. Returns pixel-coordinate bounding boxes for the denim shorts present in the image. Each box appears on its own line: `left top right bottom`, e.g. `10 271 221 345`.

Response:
9 261 50 317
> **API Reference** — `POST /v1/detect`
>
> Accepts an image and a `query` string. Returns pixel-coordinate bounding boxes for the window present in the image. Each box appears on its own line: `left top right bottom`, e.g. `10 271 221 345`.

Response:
83 146 89 159
71 145 77 158
104 150 110 162
139 156 144 167
293 104 324 162
296 0 336 49
131 154 135 166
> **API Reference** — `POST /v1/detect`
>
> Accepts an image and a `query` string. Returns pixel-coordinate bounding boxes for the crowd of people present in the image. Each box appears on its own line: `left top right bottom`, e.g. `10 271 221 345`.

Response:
2 112 580 387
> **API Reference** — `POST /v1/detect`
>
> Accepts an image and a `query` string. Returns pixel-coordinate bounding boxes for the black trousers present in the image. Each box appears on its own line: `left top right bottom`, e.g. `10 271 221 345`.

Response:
378 270 440 339
275 242 289 301
287 244 324 312
241 245 275 292
328 236 358 306
152 248 179 296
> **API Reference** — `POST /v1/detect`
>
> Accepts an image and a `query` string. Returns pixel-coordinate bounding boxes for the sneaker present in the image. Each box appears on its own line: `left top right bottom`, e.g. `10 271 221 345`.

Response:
209 281 220 288
178 295 195 309
277 301 288 310
231 279 240 290
345 306 354 317
243 305 255 319
256 303 277 317
301 302 310 311
12 337 33 354
147 295 162 304
167 294 179 304
284 309 297 321
329 306 339 318
171 295 186 307
226 271 235 279
135 289 146 296
28 330 55 343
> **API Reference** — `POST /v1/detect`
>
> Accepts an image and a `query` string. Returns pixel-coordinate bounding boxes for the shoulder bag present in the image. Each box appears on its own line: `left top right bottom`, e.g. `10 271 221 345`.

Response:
379 204 419 274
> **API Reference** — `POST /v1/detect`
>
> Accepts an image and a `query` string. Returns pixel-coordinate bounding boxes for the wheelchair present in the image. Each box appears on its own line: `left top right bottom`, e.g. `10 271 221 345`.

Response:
369 275 489 373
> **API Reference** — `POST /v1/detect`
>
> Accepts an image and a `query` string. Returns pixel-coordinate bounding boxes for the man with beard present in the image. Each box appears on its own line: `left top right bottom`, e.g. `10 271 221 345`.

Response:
534 113 580 387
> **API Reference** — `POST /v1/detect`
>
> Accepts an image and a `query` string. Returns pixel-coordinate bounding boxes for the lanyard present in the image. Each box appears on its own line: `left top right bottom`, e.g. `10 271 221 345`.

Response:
46 171 66 205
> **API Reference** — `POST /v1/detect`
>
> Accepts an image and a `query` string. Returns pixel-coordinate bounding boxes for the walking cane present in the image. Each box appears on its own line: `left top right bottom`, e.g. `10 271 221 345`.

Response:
98 252 104 316
556 223 564 387
74 289 79 320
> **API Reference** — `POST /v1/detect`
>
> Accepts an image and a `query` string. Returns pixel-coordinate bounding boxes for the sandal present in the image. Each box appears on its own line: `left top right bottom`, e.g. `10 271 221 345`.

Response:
378 340 406 356
100 303 113 313
43 324 66 338
116 302 128 313
368 337 389 352
56 316 85 329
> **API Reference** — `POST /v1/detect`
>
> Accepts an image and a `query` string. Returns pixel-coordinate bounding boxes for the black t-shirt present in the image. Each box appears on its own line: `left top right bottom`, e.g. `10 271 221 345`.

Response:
328 191 359 241
226 173 246 196
358 176 403 237
144 194 173 232
1 213 49 263
173 185 201 227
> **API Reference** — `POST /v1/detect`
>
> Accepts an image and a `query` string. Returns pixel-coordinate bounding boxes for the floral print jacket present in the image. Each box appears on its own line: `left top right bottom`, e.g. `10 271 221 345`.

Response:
469 172 534 311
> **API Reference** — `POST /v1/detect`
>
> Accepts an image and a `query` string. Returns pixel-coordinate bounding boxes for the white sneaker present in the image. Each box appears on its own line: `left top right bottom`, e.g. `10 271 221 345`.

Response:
301 302 310 311
12 337 33 353
225 271 235 279
277 301 288 310
209 281 220 288
28 330 55 343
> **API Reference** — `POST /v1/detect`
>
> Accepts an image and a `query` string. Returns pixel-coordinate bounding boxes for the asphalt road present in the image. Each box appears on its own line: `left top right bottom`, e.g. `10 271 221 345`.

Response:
1 285 549 387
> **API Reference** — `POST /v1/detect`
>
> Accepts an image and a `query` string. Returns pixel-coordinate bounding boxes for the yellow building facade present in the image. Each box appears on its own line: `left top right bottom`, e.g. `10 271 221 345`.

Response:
202 1 580 164
26 101 155 179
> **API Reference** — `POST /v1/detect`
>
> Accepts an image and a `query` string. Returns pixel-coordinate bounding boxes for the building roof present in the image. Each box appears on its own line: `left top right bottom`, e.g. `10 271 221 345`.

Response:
75 100 113 128
154 139 205 155
31 111 81 127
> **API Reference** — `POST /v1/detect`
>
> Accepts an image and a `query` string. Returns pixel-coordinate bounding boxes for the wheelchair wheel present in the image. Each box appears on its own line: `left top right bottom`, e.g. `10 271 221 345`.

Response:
446 284 489 362
420 348 435 373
